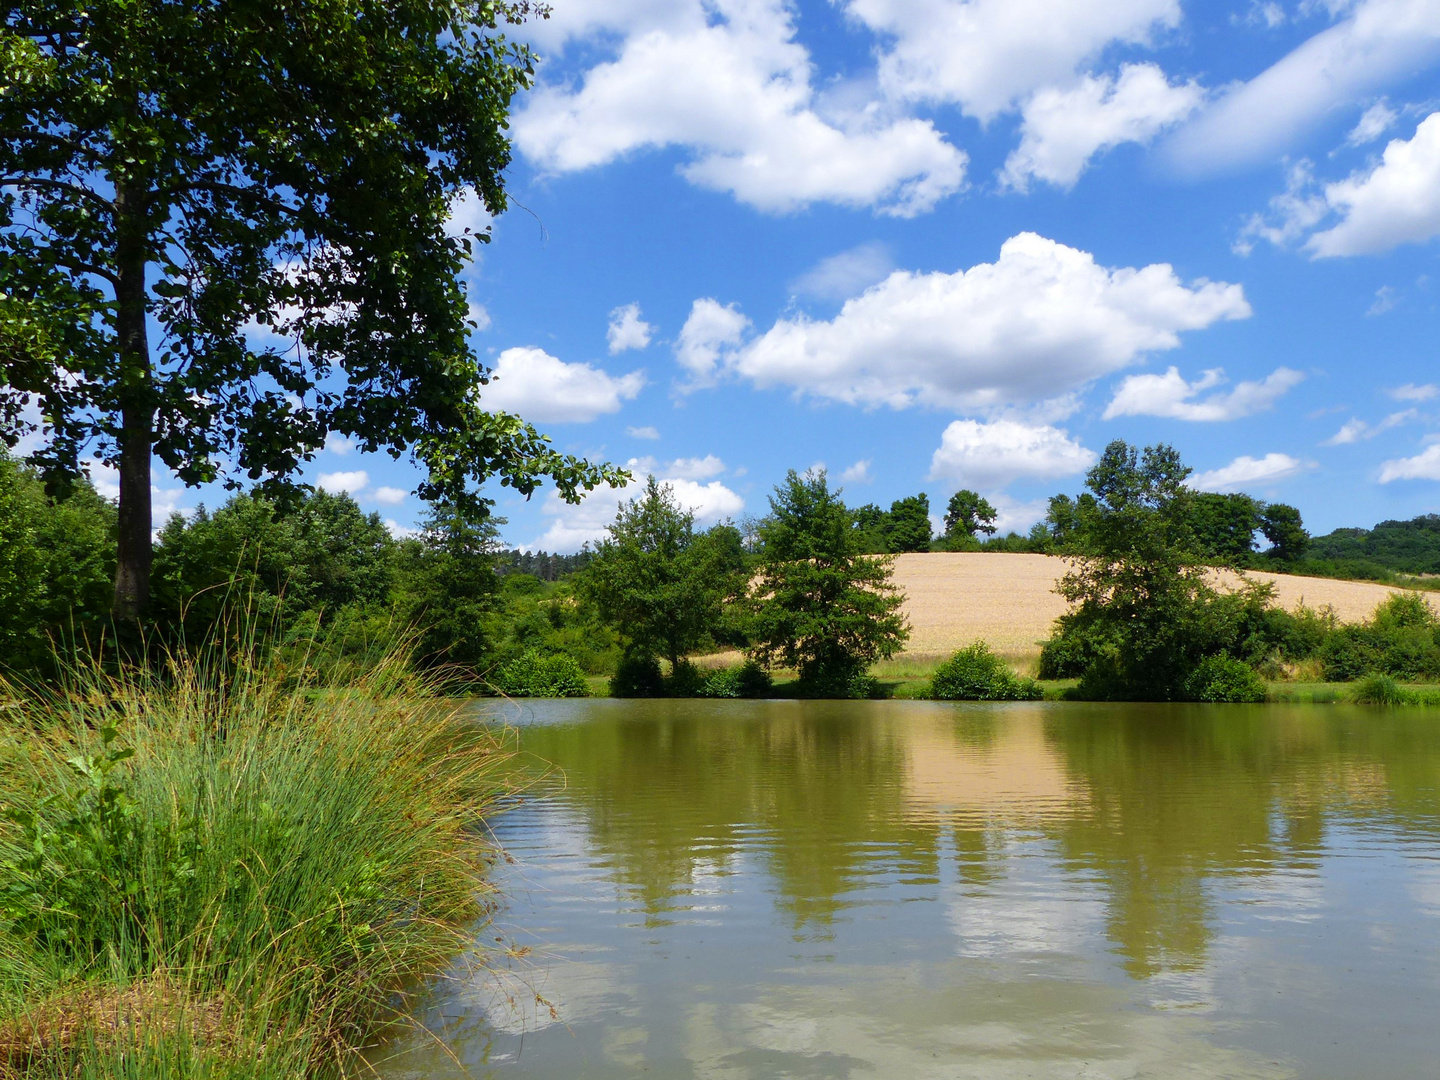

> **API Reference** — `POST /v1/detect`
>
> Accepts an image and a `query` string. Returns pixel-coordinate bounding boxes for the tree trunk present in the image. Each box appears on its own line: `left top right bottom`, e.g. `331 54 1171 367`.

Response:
111 182 153 622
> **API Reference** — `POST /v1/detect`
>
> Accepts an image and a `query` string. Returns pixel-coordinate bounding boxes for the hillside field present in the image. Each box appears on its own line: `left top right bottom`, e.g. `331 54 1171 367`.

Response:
891 552 1405 662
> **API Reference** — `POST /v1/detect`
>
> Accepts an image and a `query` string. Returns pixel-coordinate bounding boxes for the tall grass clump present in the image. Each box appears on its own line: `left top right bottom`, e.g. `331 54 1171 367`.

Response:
0 637 512 1078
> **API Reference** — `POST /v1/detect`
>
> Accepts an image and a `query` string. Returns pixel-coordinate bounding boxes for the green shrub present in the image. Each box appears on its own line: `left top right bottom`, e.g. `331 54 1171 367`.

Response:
1181 656 1267 703
699 661 773 699
609 653 665 698
1351 673 1409 704
931 643 1043 701
665 659 708 698
793 665 885 699
492 648 589 697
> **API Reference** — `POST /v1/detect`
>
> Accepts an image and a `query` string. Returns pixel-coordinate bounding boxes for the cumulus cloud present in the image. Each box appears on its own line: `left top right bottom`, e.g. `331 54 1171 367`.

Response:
324 433 354 455
514 1 966 217
1167 0 1440 173
928 419 1098 488
841 459 874 484
1002 64 1202 190
1103 366 1304 421
445 186 494 248
1380 442 1440 481
607 303 653 354
467 301 492 332
847 0 1182 121
532 457 744 551
665 454 726 480
317 470 368 494
372 486 408 506
1308 112 1440 256
627 425 661 439
1348 99 1399 145
695 233 1250 411
482 347 644 423
675 299 750 388
790 242 895 301
1190 453 1306 491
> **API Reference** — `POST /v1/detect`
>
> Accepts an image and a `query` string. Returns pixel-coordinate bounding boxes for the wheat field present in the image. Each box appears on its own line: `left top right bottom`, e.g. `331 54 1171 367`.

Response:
891 552 1406 662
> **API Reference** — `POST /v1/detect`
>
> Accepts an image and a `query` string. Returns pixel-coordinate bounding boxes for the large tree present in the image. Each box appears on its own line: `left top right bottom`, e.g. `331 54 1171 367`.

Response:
749 469 909 688
943 489 997 544
0 0 620 620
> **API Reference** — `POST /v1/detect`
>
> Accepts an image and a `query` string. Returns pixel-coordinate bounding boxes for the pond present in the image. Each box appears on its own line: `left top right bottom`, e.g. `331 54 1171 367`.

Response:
375 699 1440 1079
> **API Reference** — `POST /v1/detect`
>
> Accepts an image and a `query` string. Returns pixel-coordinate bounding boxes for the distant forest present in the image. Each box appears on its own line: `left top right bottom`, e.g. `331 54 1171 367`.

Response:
1310 515 1440 576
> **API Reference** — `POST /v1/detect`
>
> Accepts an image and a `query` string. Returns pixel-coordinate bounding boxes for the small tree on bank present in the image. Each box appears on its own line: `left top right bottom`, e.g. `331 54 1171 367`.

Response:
748 470 909 689
1 0 622 620
580 477 745 669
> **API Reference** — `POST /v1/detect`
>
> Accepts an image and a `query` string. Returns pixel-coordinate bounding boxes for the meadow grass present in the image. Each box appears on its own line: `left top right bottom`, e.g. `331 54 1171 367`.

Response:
0 642 512 1078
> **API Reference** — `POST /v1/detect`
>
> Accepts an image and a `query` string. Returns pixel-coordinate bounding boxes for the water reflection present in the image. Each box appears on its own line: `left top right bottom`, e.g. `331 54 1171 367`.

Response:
374 700 1440 1079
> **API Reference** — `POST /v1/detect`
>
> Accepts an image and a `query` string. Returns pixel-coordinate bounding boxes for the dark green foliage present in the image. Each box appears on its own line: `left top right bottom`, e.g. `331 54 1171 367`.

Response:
1181 656 1267 703
610 653 666 698
1 0 621 616
699 661 773 699
580 477 746 667
393 504 502 669
931 643 1042 701
851 503 892 554
496 548 594 581
1189 493 1260 562
1317 593 1440 682
792 667 885 700
748 470 909 689
1308 514 1440 573
492 648 589 698
886 493 933 553
0 453 116 672
944 490 998 543
1260 503 1309 562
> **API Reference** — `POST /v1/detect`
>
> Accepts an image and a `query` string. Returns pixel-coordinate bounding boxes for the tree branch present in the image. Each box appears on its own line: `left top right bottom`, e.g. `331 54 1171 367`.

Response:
0 175 115 212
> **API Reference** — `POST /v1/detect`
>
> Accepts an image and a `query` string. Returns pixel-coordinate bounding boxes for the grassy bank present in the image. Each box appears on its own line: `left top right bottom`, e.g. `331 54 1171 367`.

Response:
0 649 511 1078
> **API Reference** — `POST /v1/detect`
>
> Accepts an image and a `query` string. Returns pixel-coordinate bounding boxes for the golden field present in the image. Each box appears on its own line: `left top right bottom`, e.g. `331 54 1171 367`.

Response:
891 552 1406 662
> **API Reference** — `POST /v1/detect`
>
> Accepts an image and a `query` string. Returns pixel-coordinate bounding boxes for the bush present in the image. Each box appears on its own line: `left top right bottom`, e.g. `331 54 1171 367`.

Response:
492 648 589 698
931 643 1043 701
699 661 773 699
1181 656 1267 703
609 653 665 698
1318 594 1440 682
793 664 885 700
665 659 708 698
1351 672 1408 705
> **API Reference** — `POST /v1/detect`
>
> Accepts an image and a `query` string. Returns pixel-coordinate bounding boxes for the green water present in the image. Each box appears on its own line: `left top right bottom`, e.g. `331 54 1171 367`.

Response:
376 699 1440 1078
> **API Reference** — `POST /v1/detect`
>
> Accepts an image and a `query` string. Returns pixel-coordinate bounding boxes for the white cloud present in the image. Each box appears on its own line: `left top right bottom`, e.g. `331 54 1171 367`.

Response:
928 419 1098 488
1380 442 1440 480
1103 366 1304 421
790 243 894 301
532 457 744 551
705 233 1250 411
990 495 1050 535
848 0 1182 121
1308 113 1440 256
482 347 645 423
1002 64 1202 190
1389 382 1439 400
445 186 494 249
1244 1 1287 29
372 486 408 505
1234 160 1330 254
665 454 726 480
1367 284 1401 314
317 470 368 494
468 300 492 332
841 459 874 484
385 519 420 540
514 1 966 217
1191 453 1306 491
324 432 354 455
1168 0 1440 173
607 303 654 354
627 425 661 440
1323 409 1415 444
675 298 750 388
1348 99 1399 145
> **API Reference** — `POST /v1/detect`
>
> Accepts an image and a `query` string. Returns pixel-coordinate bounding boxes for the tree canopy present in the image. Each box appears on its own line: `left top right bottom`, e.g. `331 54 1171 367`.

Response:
1 0 623 619
944 489 997 543
748 469 909 688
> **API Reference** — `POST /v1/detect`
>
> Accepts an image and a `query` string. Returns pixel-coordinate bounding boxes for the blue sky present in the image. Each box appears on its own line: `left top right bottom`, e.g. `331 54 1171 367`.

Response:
177 1 1440 548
